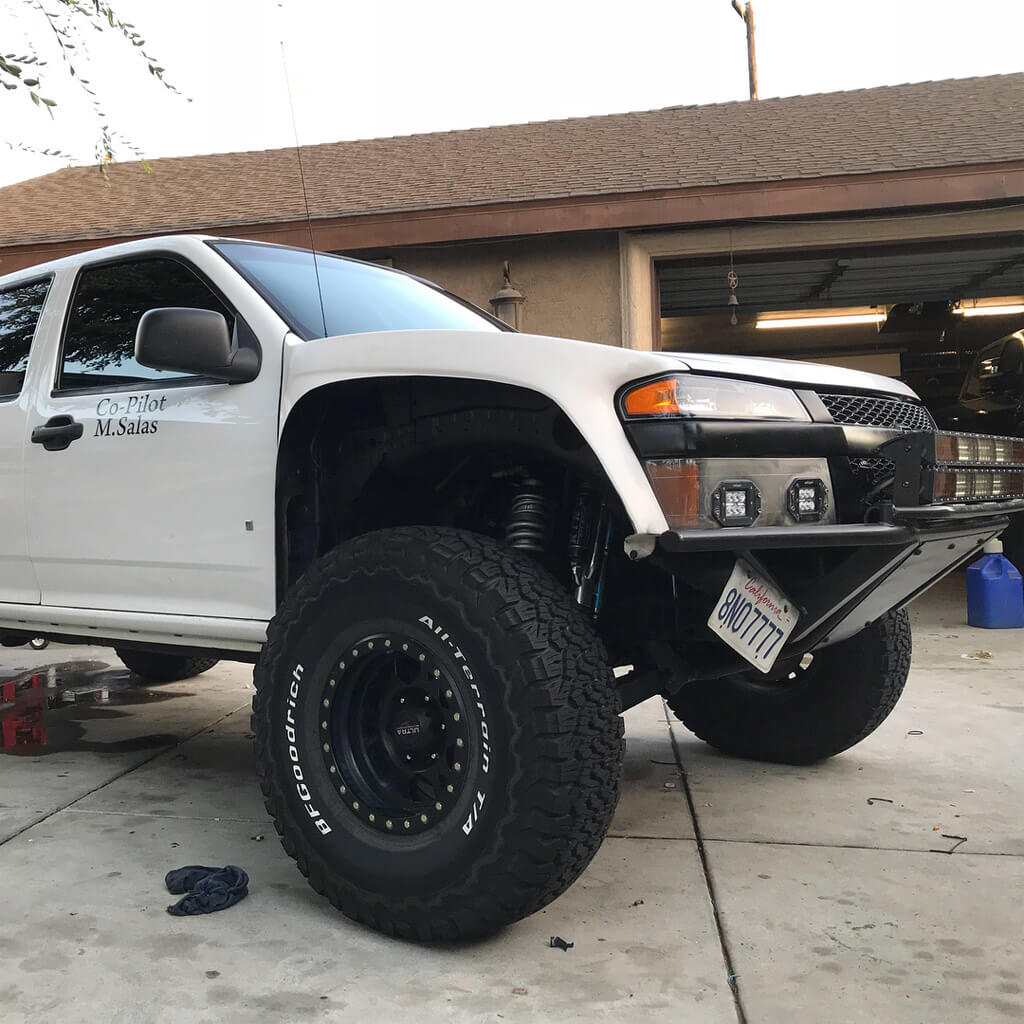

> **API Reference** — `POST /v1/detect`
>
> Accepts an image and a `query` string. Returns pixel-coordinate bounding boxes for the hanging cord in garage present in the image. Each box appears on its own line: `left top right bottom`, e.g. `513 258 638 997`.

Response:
727 235 740 326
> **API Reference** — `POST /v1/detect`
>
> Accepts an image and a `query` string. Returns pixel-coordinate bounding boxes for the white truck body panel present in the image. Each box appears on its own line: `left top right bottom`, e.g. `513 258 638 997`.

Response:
0 234 923 650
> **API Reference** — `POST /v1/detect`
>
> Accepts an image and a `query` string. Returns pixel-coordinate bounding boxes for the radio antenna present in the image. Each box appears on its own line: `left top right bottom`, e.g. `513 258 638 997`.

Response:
280 41 328 338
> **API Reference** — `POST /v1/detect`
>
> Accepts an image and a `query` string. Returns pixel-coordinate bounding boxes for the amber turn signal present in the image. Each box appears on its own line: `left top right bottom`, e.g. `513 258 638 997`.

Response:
623 378 682 417
645 459 700 528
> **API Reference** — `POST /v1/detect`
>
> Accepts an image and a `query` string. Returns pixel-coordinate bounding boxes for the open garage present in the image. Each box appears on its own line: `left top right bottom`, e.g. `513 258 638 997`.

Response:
658 232 1024 417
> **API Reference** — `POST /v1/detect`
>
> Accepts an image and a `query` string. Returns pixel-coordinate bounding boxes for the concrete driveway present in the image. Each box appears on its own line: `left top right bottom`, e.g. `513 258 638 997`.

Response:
1 576 1021 1023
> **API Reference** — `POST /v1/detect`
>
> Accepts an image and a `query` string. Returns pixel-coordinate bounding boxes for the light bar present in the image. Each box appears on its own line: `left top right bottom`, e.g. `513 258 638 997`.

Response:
934 432 1024 466
933 469 1024 503
755 313 886 330
953 303 1024 318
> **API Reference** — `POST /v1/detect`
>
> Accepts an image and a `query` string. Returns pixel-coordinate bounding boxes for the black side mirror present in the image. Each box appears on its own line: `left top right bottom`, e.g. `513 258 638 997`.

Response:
135 307 259 384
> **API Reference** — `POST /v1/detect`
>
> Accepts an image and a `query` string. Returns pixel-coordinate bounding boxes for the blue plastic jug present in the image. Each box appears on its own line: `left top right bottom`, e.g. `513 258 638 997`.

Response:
966 540 1024 629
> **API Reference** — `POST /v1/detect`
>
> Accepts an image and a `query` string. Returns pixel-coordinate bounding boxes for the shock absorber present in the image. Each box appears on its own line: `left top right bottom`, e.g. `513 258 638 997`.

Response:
504 478 553 553
568 487 614 617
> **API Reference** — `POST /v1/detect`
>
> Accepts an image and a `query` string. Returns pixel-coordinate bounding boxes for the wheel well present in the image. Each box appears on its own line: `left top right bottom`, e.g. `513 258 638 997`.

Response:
276 376 618 601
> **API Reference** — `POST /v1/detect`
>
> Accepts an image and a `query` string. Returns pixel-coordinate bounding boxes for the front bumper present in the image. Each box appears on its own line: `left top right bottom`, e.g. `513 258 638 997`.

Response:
625 422 1024 656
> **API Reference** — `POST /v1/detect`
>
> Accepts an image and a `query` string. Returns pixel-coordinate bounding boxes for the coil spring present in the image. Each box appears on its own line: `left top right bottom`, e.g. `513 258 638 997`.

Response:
504 481 552 553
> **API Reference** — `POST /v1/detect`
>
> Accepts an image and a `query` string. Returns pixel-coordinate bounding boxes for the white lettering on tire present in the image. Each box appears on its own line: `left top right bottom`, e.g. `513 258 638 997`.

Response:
419 615 493 837
285 663 332 837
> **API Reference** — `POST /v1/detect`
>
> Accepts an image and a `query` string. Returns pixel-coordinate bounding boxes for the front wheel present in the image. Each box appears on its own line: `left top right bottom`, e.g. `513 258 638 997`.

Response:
668 609 911 764
252 527 624 940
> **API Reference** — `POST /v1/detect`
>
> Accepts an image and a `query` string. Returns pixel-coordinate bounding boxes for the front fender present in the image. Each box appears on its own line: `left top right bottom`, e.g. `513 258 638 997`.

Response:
279 329 684 534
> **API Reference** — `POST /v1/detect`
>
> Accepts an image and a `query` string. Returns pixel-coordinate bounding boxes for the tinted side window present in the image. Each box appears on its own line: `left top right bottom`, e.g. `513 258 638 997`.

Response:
59 258 233 391
0 278 51 399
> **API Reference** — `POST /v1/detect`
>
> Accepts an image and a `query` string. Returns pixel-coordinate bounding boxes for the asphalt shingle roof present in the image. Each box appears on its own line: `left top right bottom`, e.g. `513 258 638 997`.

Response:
2 74 1022 247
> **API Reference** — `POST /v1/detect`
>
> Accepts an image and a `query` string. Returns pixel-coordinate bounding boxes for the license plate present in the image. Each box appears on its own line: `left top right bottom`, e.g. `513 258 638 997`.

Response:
707 560 799 673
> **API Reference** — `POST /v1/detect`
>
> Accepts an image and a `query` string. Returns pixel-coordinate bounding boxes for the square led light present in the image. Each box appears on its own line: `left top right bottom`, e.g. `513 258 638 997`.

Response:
711 480 761 527
786 478 828 523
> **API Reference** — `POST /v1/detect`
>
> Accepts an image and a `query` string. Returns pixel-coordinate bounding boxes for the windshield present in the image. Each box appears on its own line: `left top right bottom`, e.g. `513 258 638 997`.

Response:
213 241 503 340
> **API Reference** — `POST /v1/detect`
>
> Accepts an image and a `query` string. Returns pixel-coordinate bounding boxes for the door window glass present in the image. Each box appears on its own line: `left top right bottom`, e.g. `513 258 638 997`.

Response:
59 258 233 391
0 278 51 398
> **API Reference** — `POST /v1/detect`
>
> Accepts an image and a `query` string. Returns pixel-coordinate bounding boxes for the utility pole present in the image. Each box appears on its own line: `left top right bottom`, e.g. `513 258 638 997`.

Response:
731 0 758 100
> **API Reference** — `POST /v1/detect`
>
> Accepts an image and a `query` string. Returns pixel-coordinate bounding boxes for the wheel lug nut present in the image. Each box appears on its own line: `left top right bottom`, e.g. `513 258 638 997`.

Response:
323 743 330 752
418 654 425 662
369 814 375 822
321 721 327 730
420 814 428 824
446 785 454 793
445 689 452 698
402 644 408 651
322 699 329 708
352 801 359 810
339 785 346 794
329 766 336 774
404 820 411 829
386 820 393 829
368 642 374 649
456 738 464 748
330 677 337 686
352 649 358 657
405 755 412 761
399 697 405 704
433 669 440 678
430 753 437 760
435 802 442 811
453 712 460 722
385 640 391 647
454 762 462 772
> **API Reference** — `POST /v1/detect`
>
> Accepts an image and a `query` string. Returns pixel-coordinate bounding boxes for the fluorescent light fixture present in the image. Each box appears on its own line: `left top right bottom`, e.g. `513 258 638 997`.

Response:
954 303 1024 318
755 312 886 330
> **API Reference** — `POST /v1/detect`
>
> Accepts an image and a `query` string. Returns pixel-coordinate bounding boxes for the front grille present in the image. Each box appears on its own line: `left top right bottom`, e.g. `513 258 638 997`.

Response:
818 393 935 432
817 393 935 490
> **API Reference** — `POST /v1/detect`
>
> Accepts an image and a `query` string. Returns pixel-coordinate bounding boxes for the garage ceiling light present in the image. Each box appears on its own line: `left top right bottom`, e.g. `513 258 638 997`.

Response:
953 303 1024 318
755 312 886 330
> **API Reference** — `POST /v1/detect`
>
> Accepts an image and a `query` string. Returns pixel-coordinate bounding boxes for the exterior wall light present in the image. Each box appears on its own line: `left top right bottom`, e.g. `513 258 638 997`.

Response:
490 261 525 330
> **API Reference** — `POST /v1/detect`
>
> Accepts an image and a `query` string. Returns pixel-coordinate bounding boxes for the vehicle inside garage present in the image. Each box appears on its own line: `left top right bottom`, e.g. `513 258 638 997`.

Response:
658 233 1024 423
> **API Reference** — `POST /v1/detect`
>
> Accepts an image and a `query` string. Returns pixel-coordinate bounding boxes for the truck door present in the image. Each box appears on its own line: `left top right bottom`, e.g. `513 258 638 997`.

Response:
0 276 51 605
23 252 280 621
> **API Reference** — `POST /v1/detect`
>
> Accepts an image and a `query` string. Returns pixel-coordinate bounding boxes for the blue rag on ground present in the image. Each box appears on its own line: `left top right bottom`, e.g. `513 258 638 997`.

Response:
165 864 249 916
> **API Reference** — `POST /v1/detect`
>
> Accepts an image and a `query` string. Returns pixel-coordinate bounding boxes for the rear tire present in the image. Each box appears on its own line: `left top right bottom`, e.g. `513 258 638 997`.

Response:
668 609 911 764
116 649 219 683
252 526 624 940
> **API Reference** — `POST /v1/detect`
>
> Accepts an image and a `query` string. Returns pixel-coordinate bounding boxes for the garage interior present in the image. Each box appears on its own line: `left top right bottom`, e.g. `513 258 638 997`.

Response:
657 233 1024 417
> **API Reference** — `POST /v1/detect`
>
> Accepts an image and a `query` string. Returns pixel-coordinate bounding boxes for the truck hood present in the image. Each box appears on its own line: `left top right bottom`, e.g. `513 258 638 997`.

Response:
666 351 918 400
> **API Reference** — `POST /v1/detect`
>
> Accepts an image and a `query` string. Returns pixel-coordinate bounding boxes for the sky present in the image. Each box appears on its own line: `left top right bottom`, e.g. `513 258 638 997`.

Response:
2 0 1024 189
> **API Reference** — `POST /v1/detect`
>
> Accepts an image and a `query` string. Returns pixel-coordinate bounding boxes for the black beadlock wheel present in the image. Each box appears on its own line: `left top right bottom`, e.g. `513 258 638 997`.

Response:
252 527 624 941
668 609 912 765
116 648 219 683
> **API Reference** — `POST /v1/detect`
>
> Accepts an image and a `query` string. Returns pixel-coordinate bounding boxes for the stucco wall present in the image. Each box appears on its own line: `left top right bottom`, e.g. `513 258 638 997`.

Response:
359 233 622 347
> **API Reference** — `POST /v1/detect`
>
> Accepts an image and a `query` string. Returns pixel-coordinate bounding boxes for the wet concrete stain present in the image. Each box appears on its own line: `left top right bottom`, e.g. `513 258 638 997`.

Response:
0 660 183 755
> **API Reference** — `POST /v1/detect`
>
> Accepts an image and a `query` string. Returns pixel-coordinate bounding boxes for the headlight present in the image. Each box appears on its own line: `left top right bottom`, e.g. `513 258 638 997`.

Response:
621 374 810 421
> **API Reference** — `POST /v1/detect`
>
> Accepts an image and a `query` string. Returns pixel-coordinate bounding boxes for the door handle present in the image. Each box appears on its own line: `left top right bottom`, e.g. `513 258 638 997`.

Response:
31 415 84 452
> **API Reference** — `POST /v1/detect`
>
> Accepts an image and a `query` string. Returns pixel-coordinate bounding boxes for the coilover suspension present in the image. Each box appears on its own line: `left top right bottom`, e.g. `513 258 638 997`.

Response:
504 478 553 553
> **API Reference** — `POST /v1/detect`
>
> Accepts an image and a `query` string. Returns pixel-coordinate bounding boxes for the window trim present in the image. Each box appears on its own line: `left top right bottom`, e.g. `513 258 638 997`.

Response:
207 238 512 341
0 272 55 404
52 251 259 397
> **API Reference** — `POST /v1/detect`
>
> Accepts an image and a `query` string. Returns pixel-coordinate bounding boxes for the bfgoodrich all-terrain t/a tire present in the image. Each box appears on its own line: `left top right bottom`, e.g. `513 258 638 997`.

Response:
668 609 912 765
252 527 624 940
116 648 220 683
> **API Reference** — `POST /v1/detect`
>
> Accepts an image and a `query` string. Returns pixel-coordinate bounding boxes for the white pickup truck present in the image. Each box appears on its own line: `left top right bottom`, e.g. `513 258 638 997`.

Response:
2 235 1021 939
